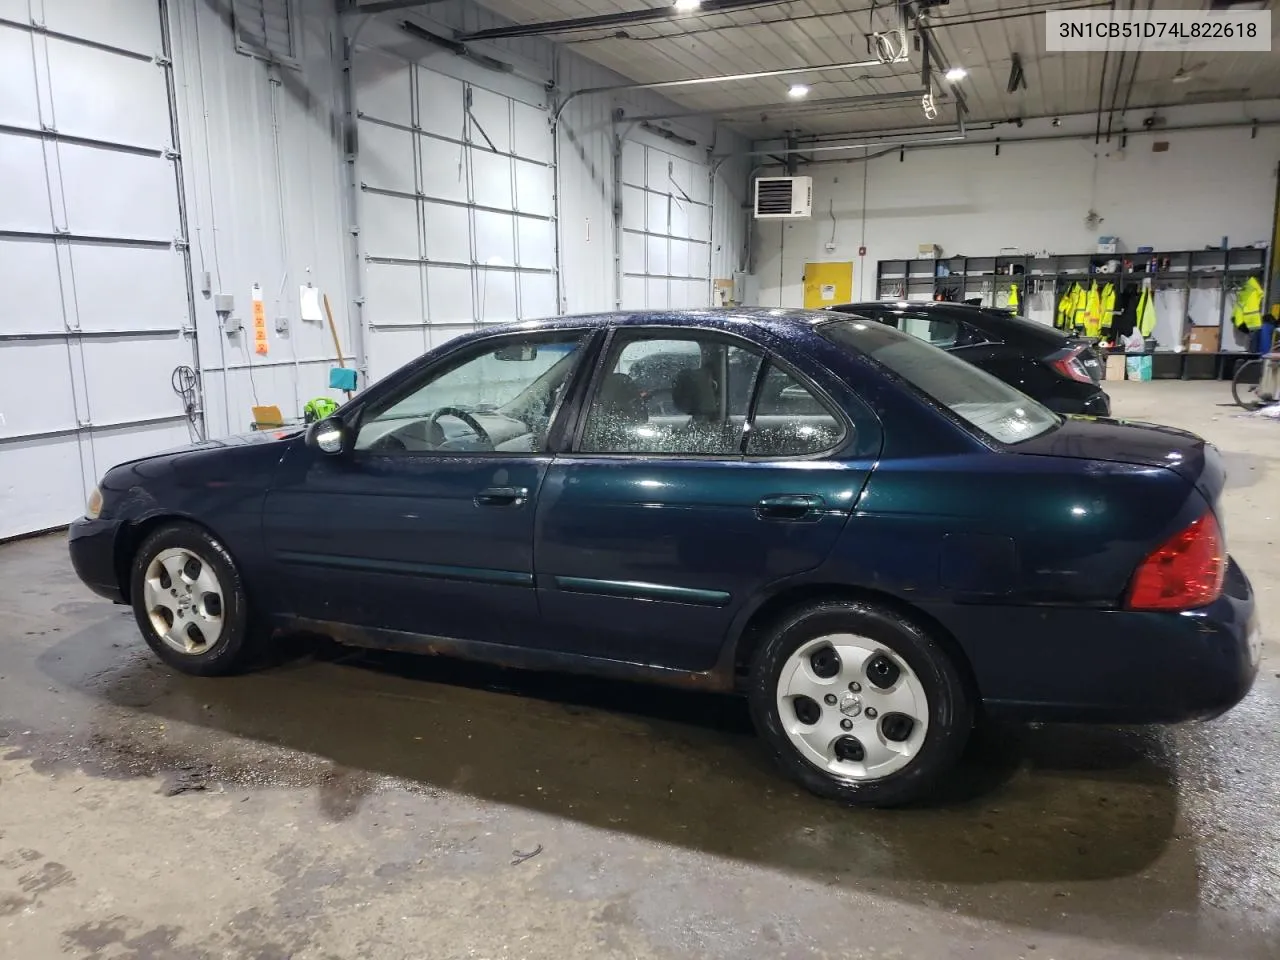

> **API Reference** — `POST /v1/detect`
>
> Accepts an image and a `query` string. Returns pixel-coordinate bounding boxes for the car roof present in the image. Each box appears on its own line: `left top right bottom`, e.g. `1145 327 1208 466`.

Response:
829 300 1071 347
474 308 852 338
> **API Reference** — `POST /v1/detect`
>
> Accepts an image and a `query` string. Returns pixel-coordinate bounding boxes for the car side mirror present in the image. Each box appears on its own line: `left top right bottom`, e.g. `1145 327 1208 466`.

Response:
306 416 352 456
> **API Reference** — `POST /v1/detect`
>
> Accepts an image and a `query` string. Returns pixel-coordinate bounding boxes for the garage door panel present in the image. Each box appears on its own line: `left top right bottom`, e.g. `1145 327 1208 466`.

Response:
621 276 645 309
516 218 554 271
67 245 186 331
355 51 413 127
645 235 668 276
422 201 471 264
645 150 669 191
689 202 709 241
0 340 79 436
622 141 645 188
622 231 644 273
471 149 513 212
669 239 689 278
57 145 176 238
365 262 424 326
0 135 54 231
646 192 668 234
46 40 169 147
0 437 87 540
0 238 63 335
419 138 469 204
645 278 668 309
511 101 550 163
468 87 511 154
477 270 516 324
669 156 692 197
688 171 710 205
362 193 420 260
418 70 464 139
80 335 189 424
41 0 162 57
519 273 556 319
669 199 690 237
369 326 427 382
621 186 645 231
425 265 474 324
474 211 515 267
0 28 39 128
358 121 416 195
513 160 552 217
682 278 707 308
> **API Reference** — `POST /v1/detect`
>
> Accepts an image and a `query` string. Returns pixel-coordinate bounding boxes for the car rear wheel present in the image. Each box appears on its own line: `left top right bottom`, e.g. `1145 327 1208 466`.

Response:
129 522 256 676
748 600 972 806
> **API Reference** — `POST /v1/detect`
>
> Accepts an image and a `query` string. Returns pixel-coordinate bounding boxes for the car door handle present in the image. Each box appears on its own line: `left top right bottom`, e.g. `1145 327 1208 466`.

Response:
756 494 825 521
474 486 529 507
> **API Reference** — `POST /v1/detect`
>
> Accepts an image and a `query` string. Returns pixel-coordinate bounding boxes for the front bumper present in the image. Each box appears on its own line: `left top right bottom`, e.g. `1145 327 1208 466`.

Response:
67 516 126 603
926 558 1259 724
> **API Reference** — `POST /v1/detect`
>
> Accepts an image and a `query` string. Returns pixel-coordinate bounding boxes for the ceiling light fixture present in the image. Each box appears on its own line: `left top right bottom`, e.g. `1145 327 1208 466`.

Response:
945 66 967 82
672 0 702 11
788 83 810 99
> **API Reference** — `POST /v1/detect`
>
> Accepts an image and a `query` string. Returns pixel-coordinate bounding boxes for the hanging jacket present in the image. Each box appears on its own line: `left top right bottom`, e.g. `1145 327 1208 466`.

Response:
1057 283 1085 331
1232 276 1264 332
1008 283 1020 312
1111 284 1140 340
1136 284 1156 338
1099 282 1116 337
1083 281 1103 338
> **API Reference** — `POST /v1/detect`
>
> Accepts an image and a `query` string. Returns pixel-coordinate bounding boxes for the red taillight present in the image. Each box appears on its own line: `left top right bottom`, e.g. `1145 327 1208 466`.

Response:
1126 512 1226 610
1049 346 1096 384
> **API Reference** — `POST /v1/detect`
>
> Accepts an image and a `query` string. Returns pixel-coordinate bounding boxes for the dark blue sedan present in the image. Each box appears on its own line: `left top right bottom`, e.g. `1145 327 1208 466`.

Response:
68 309 1260 806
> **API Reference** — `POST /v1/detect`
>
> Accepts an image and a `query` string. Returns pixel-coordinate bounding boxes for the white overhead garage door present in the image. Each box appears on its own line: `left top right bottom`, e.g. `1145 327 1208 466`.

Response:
354 50 558 382
620 138 711 311
0 0 198 540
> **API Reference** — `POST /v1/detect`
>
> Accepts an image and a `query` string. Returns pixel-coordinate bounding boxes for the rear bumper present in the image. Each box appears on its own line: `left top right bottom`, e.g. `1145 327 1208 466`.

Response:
68 517 126 603
925 558 1258 723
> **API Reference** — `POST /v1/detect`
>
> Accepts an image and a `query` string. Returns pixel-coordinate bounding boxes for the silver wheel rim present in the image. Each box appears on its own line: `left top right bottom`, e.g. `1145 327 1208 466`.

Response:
142 547 226 656
775 635 929 780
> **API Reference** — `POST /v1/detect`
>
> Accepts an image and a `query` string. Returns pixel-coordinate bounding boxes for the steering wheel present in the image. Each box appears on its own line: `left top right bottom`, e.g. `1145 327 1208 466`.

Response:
427 407 492 448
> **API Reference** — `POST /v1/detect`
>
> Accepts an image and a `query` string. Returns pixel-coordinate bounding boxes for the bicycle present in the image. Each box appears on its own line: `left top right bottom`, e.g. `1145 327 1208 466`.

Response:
1231 354 1280 410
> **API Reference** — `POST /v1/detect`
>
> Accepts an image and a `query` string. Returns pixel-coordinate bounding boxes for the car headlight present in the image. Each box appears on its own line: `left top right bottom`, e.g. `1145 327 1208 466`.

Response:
86 486 103 520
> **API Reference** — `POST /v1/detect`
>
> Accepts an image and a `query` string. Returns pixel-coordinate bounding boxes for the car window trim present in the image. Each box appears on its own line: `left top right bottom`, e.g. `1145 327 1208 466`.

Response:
566 324 850 462
349 327 597 460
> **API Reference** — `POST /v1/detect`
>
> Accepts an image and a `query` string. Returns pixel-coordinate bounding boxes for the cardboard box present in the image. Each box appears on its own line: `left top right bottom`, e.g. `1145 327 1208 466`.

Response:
1187 326 1221 353
918 244 942 259
1104 355 1127 381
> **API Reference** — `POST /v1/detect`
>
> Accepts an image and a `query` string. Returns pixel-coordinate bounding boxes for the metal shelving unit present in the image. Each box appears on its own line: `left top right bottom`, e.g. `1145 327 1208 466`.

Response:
875 246 1269 380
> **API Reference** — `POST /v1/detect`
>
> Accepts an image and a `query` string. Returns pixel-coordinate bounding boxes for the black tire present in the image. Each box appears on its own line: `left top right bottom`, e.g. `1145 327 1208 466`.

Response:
747 600 973 807
1232 358 1264 410
129 521 256 676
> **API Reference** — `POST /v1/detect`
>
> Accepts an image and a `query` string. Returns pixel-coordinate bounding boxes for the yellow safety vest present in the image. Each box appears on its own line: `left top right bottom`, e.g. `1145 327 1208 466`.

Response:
1056 286 1075 329
1084 282 1102 338
1099 283 1116 335
1008 284 1019 311
1136 287 1156 337
1233 277 1264 332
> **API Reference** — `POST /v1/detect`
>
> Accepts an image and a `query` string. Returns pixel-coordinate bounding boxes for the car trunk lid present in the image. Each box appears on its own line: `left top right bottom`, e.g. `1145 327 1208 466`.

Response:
1014 417 1225 506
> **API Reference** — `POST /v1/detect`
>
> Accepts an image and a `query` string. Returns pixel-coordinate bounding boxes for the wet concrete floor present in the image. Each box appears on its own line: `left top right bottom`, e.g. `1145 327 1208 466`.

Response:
1 379 1278 959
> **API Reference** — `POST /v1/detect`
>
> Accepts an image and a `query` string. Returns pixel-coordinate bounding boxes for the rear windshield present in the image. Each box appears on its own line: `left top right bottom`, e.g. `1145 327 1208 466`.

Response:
819 318 1060 445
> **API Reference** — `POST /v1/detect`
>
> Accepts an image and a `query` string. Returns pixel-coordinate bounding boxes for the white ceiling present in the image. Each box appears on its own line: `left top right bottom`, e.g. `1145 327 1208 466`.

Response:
468 0 1280 139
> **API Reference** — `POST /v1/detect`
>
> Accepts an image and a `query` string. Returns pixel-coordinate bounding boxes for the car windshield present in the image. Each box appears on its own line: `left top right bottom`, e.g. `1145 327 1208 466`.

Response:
819 318 1060 445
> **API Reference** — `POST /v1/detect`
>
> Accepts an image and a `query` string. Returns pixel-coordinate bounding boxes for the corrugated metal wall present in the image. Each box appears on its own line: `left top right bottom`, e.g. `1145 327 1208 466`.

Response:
169 0 352 438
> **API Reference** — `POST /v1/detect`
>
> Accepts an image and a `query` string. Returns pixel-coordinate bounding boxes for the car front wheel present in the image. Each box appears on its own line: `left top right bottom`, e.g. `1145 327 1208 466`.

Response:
129 522 256 676
748 600 973 806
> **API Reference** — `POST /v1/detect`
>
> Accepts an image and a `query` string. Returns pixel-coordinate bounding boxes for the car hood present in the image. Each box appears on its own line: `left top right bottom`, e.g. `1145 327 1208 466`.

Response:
1014 416 1225 504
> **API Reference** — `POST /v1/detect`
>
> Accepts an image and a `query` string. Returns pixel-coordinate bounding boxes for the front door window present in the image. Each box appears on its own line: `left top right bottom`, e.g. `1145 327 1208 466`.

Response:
355 332 587 454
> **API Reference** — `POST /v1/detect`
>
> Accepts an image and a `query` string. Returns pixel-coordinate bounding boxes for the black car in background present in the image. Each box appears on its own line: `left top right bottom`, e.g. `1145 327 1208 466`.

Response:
827 301 1110 417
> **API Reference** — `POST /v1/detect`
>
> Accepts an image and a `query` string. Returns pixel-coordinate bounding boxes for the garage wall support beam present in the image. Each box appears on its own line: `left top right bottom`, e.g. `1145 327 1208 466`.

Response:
622 89 925 123
457 0 784 42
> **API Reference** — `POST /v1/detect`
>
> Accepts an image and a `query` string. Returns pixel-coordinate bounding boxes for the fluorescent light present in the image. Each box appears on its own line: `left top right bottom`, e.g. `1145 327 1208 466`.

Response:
945 66 967 82
787 83 810 99
673 0 701 10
